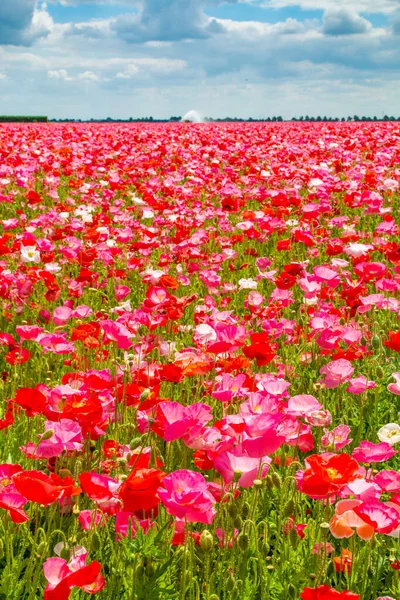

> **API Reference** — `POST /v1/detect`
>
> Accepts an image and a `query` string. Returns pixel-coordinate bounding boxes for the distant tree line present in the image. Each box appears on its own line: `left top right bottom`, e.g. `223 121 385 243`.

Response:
49 115 400 123
1 115 399 124
0 116 48 122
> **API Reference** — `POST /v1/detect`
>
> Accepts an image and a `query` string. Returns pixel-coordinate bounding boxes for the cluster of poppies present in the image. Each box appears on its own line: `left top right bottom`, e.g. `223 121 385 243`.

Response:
0 121 399 598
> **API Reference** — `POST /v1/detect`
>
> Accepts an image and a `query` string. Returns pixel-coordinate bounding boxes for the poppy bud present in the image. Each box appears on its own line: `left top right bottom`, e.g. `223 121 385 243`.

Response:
136 564 145 578
58 468 73 478
146 562 155 578
231 586 240 600
261 542 270 557
372 335 380 349
91 531 101 552
242 502 250 518
271 472 282 489
283 499 295 518
237 532 249 552
265 475 274 490
233 516 242 529
228 503 238 519
200 530 213 553
209 595 219 600
139 389 150 402
129 437 142 450
226 576 235 591
36 541 47 556
376 366 384 379
40 429 54 441
309 573 316 580
288 584 296 599
289 527 298 549
60 546 70 561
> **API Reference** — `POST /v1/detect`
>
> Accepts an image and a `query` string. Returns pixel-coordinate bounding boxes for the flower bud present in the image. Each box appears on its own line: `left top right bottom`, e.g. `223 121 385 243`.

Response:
139 389 150 402
288 584 296 599
271 472 282 489
40 429 54 441
289 527 298 549
200 530 214 553
253 479 263 489
233 516 242 530
376 366 384 379
237 532 249 552
228 503 238 519
242 502 250 518
226 576 235 592
135 564 145 579
283 499 295 518
129 437 142 450
371 335 380 349
91 531 101 552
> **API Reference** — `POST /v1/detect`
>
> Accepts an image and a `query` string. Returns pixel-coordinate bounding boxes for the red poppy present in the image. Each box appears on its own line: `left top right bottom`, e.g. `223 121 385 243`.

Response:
275 272 297 289
242 333 277 366
12 387 47 416
301 453 359 498
300 585 359 600
384 331 400 352
5 348 32 365
119 468 166 514
13 471 80 506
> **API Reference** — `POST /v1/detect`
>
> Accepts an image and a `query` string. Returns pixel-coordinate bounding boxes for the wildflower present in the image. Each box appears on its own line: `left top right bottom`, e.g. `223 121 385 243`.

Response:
158 470 216 524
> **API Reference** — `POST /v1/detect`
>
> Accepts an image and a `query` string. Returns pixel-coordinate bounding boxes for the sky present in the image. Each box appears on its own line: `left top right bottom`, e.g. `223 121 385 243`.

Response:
0 0 399 119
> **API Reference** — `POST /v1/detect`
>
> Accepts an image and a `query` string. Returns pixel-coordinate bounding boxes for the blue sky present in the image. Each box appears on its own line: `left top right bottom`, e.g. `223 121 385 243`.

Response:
0 0 399 119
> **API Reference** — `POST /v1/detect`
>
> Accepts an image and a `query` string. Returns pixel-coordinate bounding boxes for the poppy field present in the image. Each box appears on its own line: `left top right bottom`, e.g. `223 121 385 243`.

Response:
0 121 400 600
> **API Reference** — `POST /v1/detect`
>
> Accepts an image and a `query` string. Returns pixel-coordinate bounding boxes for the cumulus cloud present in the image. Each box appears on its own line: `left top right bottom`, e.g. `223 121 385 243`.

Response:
0 1 53 46
322 8 372 36
111 0 232 43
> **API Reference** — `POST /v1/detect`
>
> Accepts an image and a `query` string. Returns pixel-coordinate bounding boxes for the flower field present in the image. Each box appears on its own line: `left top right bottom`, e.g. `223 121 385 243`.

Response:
0 121 399 600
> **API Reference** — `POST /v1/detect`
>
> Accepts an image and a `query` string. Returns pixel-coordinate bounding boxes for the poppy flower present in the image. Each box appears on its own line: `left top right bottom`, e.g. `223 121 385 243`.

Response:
384 332 400 352
300 585 359 599
119 468 166 513
13 470 81 506
333 549 353 574
43 549 105 600
299 453 359 498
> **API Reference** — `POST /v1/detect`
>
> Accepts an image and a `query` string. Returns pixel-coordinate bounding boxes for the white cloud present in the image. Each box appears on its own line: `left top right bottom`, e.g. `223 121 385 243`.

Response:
322 8 372 35
262 0 397 13
0 0 52 45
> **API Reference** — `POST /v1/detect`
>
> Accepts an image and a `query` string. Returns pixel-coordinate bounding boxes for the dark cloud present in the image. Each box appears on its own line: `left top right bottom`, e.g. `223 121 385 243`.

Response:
322 7 371 36
111 0 232 43
0 0 51 46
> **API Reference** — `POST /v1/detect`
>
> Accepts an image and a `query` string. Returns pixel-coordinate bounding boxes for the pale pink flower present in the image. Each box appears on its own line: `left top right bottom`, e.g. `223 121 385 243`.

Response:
346 376 376 395
319 359 354 388
322 425 352 451
214 451 271 488
387 373 400 395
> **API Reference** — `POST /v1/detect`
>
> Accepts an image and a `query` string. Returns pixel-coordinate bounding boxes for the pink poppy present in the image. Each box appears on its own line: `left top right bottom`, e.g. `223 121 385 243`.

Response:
352 441 397 463
158 470 216 524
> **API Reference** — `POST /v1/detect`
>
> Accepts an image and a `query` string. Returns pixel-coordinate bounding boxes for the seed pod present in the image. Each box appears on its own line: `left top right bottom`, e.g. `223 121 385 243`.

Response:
283 499 295 518
237 532 250 552
309 573 316 580
271 472 282 489
200 530 214 553
242 502 250 518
